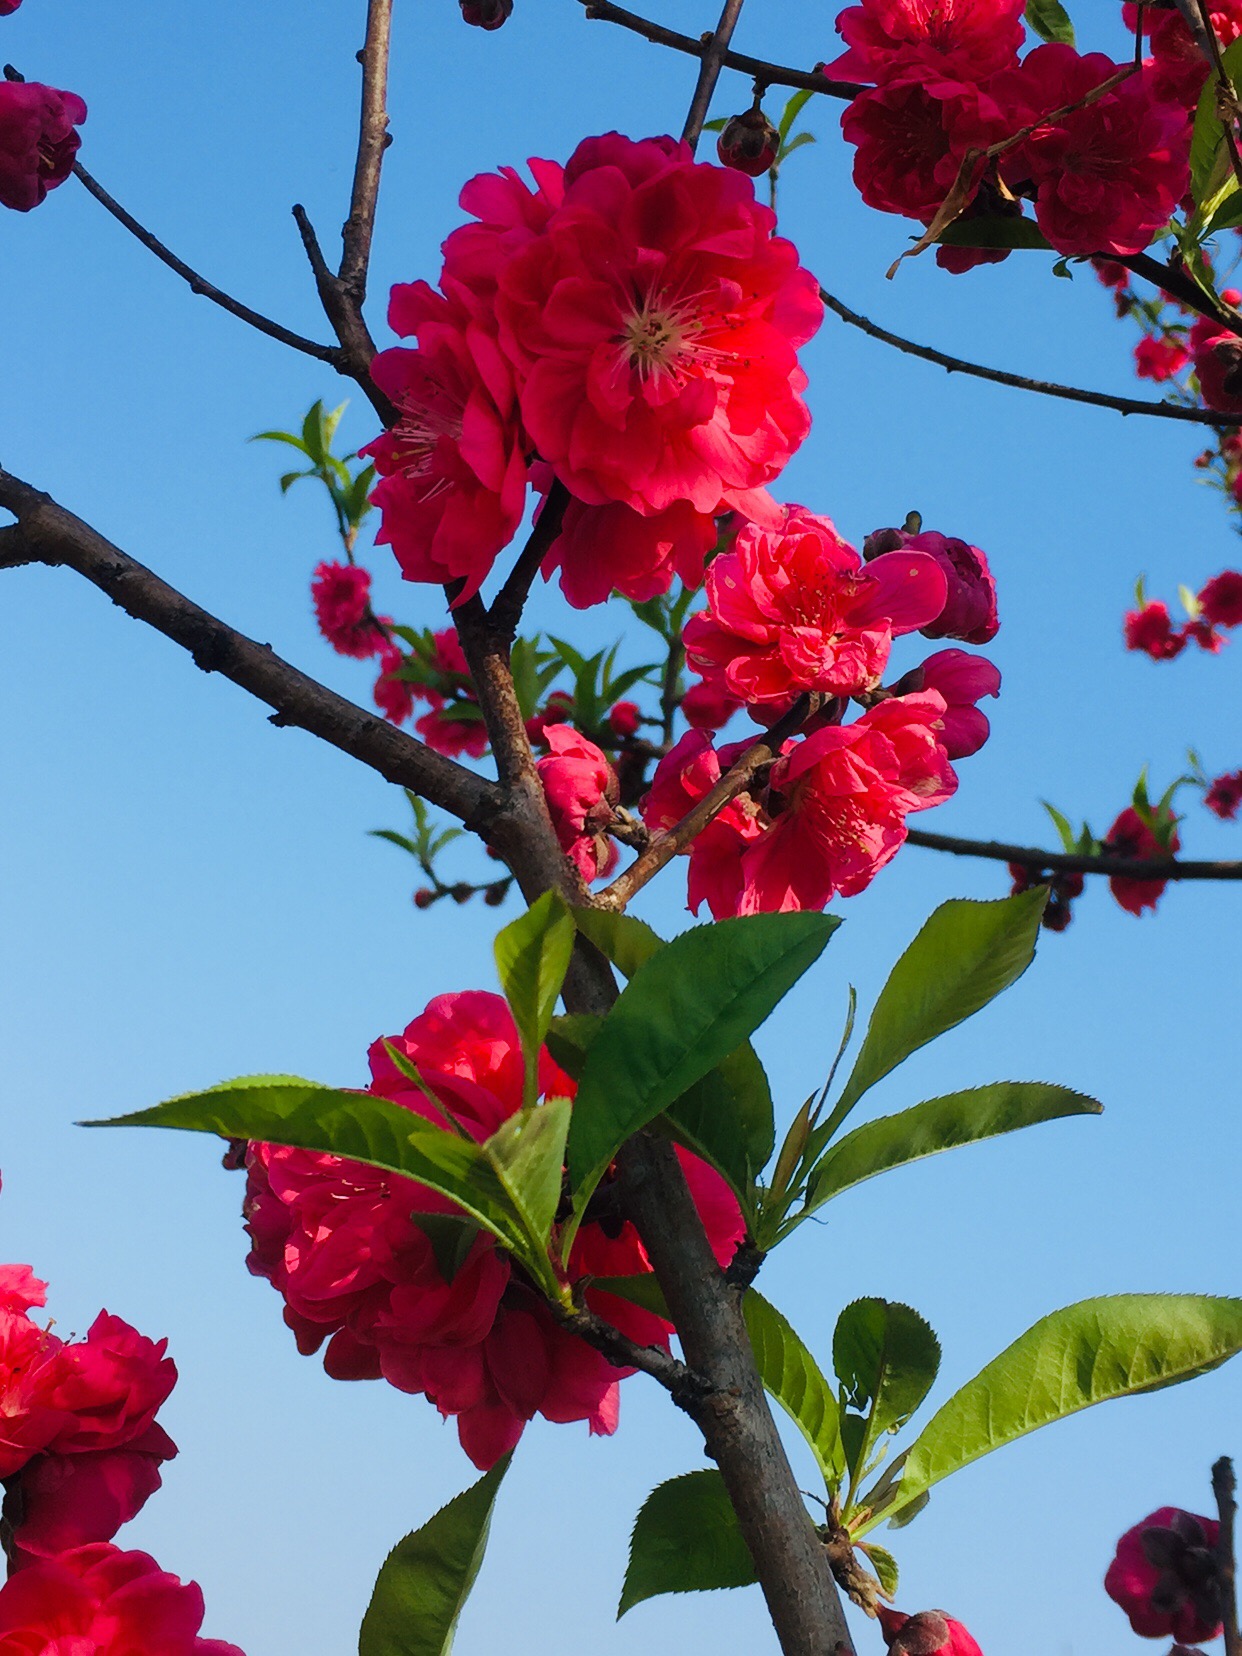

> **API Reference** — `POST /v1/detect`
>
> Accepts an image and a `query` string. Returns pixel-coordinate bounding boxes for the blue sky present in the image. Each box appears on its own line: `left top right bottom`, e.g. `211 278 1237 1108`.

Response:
1 2 1240 1652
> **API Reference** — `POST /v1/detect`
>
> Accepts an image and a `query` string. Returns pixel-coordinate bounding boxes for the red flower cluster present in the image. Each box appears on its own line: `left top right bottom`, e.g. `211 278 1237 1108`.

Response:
0 82 86 213
1105 804 1180 916
834 2 1192 266
311 560 386 659
0 1543 243 1656
363 132 822 606
0 1267 177 1569
1125 569 1242 659
1105 1506 1224 1645
652 510 999 916
241 991 742 1468
373 625 489 759
1205 767 1242 819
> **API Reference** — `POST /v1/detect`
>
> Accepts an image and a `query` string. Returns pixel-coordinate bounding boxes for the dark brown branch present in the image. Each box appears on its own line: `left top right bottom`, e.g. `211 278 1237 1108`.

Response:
578 1 863 99
292 205 392 420
1213 1455 1241 1656
340 0 394 304
598 695 814 911
820 287 1235 426
0 469 496 831
489 482 571 640
71 163 339 365
906 826 1242 881
682 0 748 150
1121 251 1242 333
551 1298 698 1397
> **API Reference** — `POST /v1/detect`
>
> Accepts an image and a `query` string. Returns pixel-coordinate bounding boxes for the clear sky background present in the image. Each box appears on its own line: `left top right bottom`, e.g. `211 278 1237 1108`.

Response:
1 3 1240 1652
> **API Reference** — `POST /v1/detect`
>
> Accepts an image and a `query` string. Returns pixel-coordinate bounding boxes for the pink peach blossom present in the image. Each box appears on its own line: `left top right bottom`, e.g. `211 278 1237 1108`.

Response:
1105 1507 1223 1644
494 132 822 518
0 1543 244 1656
544 495 718 609
535 725 620 882
311 562 384 659
916 649 1000 758
682 506 947 712
827 0 1025 84
0 83 86 212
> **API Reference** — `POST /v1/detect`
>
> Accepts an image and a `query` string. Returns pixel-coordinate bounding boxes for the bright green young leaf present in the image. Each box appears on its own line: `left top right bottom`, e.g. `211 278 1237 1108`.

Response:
827 891 1047 1131
359 1455 510 1656
937 216 1053 251
777 87 814 143
869 1295 1242 1534
744 1292 844 1488
493 891 575 1107
1191 38 1242 213
802 1082 1101 1216
590 1273 671 1320
88 1079 553 1282
1024 0 1074 45
860 1542 899 1599
482 1098 571 1256
619 1470 756 1615
571 908 665 978
834 1300 941 1482
566 913 839 1198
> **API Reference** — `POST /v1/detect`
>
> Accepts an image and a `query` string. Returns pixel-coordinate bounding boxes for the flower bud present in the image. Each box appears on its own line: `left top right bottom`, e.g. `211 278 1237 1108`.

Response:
1105 1507 1224 1645
607 699 641 739
878 1607 983 1656
459 0 511 27
716 107 780 177
413 887 436 910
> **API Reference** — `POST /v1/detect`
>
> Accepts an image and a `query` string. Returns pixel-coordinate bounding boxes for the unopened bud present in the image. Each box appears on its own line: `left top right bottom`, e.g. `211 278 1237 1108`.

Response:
716 107 780 177
459 0 511 27
484 882 507 907
413 887 436 909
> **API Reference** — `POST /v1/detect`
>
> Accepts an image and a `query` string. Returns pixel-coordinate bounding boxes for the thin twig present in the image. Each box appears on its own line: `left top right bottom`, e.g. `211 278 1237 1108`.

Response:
0 469 496 832
550 1298 697 1395
578 0 862 99
1122 250 1242 333
598 695 813 911
340 0 394 303
1214 1456 1241 1656
292 204 392 421
905 826 1242 881
489 482 571 640
682 0 748 150
820 287 1236 426
70 163 339 364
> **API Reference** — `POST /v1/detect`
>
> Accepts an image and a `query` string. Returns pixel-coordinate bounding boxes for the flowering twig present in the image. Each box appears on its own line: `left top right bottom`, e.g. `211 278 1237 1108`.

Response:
598 694 814 911
682 0 749 150
339 0 394 304
551 1298 698 1396
819 288 1237 426
0 468 495 831
1213 1456 1241 1656
577 1 863 99
906 826 1242 881
69 162 338 365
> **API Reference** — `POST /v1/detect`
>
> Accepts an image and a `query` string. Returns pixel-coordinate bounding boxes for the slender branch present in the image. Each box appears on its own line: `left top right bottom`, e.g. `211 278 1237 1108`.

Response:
1213 1456 1241 1656
682 0 748 150
71 163 339 365
551 1298 697 1396
489 481 570 640
578 1 863 99
820 287 1236 426
340 0 394 303
905 826 1242 880
598 695 814 911
292 204 391 418
0 469 496 831
1121 250 1242 333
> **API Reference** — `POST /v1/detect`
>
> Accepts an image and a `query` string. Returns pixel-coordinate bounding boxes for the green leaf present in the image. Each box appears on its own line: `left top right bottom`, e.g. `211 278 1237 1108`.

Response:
482 1098 571 1256
88 1078 556 1281
543 1013 601 1080
571 908 665 978
359 1455 510 1656
250 429 309 454
301 400 328 464
566 913 839 1198
1206 187 1242 234
833 1300 941 1482
417 1213 482 1284
619 1470 756 1616
1041 801 1077 854
1191 38 1242 212
780 130 816 158
777 88 814 142
802 1083 1102 1216
871 1295 1242 1534
663 1040 775 1205
937 216 1053 251
493 891 575 1107
369 830 421 857
861 1542 899 1599
828 892 1047 1131
589 1273 670 1321
743 1291 844 1488
1024 0 1075 45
